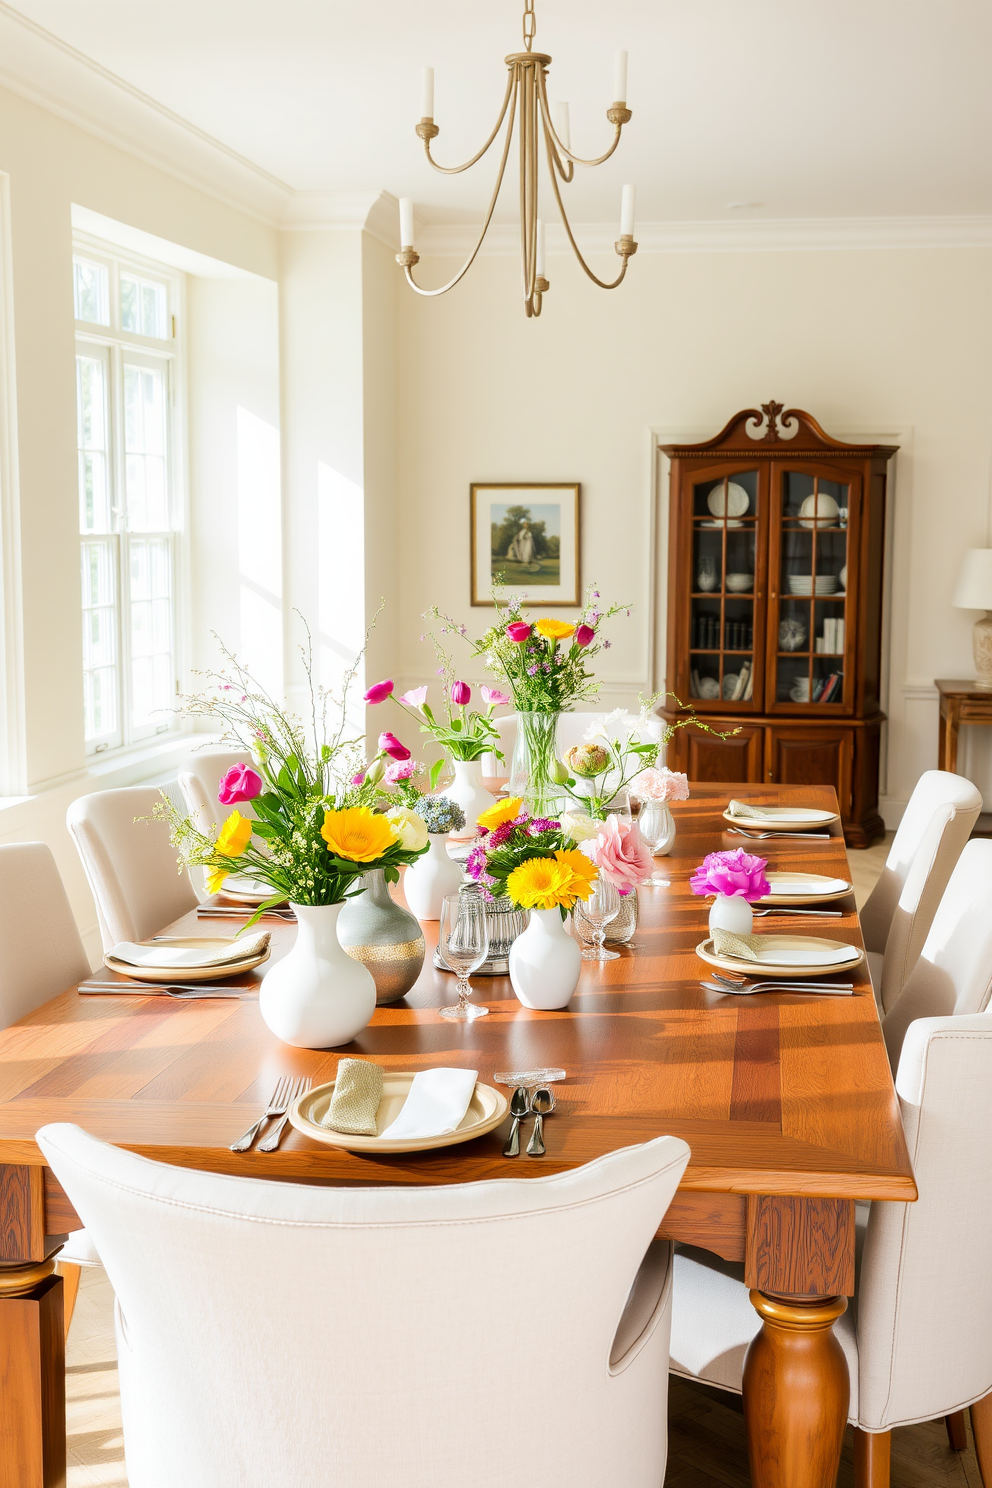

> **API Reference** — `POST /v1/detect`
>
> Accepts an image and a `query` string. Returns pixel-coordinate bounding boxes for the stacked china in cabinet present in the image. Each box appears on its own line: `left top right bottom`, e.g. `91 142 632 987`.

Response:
661 403 896 847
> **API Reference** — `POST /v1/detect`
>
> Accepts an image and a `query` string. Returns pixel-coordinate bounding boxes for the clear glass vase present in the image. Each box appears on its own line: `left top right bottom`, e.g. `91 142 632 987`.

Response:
508 711 565 818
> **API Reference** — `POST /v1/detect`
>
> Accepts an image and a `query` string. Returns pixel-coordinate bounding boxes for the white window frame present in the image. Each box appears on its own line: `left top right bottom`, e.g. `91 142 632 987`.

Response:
73 233 189 758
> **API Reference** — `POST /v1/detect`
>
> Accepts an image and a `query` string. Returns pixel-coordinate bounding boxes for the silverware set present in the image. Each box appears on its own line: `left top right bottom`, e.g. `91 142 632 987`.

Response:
230 1076 312 1152
197 906 296 922
728 827 832 841
701 970 854 996
79 979 248 998
753 906 843 917
501 1084 556 1158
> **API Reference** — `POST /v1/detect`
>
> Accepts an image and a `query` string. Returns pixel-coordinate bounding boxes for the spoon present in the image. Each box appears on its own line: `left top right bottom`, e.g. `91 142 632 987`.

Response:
526 1086 556 1157
502 1087 530 1158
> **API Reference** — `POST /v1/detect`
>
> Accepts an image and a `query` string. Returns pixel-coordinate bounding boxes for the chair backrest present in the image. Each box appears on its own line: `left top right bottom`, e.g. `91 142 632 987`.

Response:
859 769 982 1011
177 749 253 835
482 712 619 778
37 1124 689 1488
66 786 197 949
0 844 89 1024
881 838 992 1067
857 1012 992 1430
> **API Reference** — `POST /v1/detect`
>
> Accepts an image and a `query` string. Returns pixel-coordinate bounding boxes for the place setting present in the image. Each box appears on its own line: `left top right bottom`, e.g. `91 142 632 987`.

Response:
79 931 270 998
723 797 839 840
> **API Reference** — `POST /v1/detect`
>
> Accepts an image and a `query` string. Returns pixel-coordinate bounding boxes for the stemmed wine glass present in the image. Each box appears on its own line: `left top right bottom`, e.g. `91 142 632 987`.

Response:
637 800 675 887
438 893 490 1020
575 878 621 961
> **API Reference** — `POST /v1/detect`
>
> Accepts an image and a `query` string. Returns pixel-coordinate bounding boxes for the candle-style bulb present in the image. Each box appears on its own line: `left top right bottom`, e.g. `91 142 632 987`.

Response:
554 101 571 152
421 66 434 119
399 197 415 249
536 219 546 278
620 184 636 238
613 49 628 105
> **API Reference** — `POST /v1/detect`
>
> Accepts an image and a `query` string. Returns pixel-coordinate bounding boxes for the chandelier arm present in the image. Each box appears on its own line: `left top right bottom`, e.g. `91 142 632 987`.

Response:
545 137 630 291
422 69 516 175
403 85 519 298
536 70 624 170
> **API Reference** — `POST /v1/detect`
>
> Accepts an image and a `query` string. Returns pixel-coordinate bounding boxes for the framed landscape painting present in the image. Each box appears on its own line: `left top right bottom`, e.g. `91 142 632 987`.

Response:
470 482 580 606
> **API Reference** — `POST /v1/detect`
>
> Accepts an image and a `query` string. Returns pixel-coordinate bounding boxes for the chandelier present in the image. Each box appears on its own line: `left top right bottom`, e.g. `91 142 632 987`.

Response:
395 0 637 319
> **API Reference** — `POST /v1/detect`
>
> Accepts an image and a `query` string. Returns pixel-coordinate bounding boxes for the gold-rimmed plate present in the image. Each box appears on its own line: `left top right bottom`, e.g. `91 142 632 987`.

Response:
104 937 270 983
219 876 287 907
289 1073 509 1154
756 872 854 906
722 805 840 829
696 935 862 979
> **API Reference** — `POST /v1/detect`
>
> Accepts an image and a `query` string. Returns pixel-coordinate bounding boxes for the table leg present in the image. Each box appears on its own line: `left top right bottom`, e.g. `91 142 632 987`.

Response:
742 1289 849 1488
941 710 959 775
0 1260 65 1488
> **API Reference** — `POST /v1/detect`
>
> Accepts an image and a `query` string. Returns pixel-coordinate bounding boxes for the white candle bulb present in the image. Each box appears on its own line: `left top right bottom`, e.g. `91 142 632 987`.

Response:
620 184 636 237
536 219 546 278
399 197 415 249
421 66 434 119
554 101 571 152
613 49 628 104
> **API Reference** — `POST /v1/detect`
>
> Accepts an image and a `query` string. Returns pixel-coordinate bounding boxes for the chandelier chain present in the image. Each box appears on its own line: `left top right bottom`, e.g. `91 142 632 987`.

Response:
523 0 536 51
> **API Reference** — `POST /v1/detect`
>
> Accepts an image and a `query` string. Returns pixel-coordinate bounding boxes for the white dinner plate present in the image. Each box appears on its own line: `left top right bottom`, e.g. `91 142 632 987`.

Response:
722 805 840 828
696 936 863 977
104 937 270 982
756 872 854 905
289 1073 509 1154
707 482 750 519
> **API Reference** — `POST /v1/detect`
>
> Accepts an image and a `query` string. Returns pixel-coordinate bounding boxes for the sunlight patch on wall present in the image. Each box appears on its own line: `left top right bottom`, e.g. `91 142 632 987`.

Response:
237 406 282 698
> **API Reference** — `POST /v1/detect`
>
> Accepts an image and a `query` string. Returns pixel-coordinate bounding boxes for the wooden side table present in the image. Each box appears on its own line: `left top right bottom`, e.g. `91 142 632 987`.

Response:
936 678 992 774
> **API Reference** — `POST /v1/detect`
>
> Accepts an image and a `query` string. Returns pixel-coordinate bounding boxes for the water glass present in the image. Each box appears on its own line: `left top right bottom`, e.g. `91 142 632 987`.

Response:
638 800 675 887
438 893 490 1020
575 879 621 961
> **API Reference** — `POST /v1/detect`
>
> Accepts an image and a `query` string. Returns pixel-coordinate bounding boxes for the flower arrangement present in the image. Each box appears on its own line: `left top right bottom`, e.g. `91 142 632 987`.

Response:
689 849 770 901
414 796 467 836
466 796 598 913
579 814 653 894
158 630 429 919
631 767 690 803
363 676 509 778
468 587 629 713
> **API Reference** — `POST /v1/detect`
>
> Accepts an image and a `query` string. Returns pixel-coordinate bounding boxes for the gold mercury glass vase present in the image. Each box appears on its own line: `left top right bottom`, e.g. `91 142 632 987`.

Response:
336 870 426 1004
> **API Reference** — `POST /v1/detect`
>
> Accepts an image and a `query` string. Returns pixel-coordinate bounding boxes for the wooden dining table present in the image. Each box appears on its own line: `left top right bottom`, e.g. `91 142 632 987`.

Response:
0 782 915 1488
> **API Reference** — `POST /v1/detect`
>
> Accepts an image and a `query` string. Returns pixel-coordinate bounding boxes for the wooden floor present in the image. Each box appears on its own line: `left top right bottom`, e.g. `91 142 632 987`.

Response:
70 829 971 1488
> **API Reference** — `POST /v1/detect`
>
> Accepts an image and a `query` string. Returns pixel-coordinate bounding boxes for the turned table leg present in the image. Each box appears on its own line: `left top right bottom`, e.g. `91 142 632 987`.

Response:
743 1290 849 1488
0 1259 65 1488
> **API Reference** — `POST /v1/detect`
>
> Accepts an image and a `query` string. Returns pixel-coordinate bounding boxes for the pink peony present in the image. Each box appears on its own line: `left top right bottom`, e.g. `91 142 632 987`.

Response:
575 624 595 648
506 622 532 642
384 758 418 783
378 731 412 762
689 849 770 901
480 685 511 707
451 680 471 706
398 685 428 710
580 816 654 891
633 768 690 803
217 764 263 805
364 679 394 704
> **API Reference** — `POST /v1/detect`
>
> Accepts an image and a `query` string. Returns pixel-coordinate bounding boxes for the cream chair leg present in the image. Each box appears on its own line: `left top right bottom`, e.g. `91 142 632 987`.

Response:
946 1411 968 1450
56 1261 82 1341
854 1428 891 1488
972 1392 992 1488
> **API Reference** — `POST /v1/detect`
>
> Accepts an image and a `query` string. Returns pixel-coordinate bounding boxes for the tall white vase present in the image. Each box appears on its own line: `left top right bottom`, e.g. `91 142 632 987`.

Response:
445 759 494 839
509 907 581 1010
259 903 376 1049
403 833 464 921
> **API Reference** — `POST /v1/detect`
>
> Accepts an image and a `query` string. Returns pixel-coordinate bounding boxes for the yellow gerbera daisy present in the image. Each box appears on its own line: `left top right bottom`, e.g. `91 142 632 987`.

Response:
321 805 395 863
216 810 252 858
477 796 524 831
507 855 583 910
206 867 229 896
554 849 598 901
535 618 576 641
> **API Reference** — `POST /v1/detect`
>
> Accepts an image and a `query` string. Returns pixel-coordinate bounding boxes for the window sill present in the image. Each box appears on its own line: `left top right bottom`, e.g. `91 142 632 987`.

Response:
0 731 222 822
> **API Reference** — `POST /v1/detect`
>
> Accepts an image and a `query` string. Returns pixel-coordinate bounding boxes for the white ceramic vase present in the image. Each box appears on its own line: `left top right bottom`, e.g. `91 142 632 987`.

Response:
258 903 376 1049
708 893 754 937
403 833 464 921
509 907 581 1010
445 759 494 839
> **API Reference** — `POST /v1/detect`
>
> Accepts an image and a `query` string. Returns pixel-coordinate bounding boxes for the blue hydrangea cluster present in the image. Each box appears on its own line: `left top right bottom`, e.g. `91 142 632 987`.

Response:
414 796 466 835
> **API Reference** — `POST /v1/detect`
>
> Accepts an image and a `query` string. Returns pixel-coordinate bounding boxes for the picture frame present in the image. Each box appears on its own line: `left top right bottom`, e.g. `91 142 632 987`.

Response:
470 482 581 606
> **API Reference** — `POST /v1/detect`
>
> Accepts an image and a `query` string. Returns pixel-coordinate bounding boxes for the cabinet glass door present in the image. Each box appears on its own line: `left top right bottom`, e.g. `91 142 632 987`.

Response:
687 466 766 710
768 465 855 713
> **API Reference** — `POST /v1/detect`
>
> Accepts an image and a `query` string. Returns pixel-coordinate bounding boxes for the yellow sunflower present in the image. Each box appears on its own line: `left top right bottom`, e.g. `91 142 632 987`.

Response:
535 618 576 641
507 855 585 910
477 796 524 831
206 867 229 896
216 810 252 858
321 805 396 863
554 849 598 901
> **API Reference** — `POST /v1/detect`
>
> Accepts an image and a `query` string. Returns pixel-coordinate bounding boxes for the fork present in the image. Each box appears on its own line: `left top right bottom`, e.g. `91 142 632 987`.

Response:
753 907 843 917
230 1076 299 1152
728 828 832 841
701 979 854 995
704 970 854 993
257 1077 311 1152
80 980 245 997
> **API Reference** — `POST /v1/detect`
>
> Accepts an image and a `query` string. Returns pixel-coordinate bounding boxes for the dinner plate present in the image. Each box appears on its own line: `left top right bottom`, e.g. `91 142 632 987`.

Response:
219 884 288 907
289 1073 509 1153
696 936 863 978
103 937 270 982
756 872 854 905
722 805 840 828
707 482 750 519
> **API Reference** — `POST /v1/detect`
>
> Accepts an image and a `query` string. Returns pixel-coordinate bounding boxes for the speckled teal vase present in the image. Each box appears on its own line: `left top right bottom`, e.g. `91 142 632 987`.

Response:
336 869 426 1005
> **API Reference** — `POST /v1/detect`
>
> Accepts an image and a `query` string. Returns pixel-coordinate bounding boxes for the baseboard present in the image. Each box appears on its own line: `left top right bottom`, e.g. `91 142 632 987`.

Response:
879 796 907 831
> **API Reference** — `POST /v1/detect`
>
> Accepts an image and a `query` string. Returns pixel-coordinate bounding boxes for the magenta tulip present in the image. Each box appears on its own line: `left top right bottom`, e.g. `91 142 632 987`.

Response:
506 622 532 642
364 679 394 704
451 680 471 706
575 624 595 648
217 764 263 806
378 731 412 762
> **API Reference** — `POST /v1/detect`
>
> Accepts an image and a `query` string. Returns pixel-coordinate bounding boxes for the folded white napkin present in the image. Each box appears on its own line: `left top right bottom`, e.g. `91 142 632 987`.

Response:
378 1068 479 1141
110 933 270 969
747 942 856 967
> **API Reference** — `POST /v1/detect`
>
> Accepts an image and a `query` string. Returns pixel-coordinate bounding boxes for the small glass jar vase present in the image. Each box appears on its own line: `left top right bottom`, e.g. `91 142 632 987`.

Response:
708 893 754 937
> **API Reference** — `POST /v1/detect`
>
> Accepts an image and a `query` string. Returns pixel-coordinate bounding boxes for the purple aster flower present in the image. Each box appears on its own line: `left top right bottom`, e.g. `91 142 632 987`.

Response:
486 820 518 849
528 817 561 834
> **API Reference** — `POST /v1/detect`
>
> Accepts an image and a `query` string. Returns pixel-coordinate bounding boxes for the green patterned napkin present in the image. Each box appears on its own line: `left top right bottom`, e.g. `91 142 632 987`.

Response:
727 799 773 820
321 1059 383 1136
711 927 763 961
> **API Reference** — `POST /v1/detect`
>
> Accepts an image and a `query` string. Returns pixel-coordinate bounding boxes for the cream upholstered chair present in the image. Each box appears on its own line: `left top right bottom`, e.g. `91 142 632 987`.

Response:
0 843 100 1334
859 770 982 1013
178 748 254 834
38 1126 689 1488
881 838 992 1069
670 1012 992 1488
67 786 197 950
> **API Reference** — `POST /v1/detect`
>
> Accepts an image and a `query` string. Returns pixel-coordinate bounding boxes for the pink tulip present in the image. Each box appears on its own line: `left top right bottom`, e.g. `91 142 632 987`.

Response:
506 622 532 642
480 685 511 707
217 764 263 805
364 679 394 704
575 624 595 648
451 680 471 706
580 816 654 892
378 731 412 762
398 685 428 710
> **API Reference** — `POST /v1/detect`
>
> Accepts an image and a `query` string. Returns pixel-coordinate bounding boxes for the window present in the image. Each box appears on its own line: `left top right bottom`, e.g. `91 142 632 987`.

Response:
73 243 184 753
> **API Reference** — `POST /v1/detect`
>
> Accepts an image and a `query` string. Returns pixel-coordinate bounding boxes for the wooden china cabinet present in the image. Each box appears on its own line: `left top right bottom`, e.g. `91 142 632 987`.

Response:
660 403 896 847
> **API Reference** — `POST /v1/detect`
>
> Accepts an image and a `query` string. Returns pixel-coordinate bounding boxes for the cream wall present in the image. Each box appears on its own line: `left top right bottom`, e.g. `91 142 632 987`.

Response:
395 245 992 818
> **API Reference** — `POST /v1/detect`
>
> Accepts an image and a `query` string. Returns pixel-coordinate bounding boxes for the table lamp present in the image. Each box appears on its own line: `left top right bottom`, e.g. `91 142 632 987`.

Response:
952 548 992 688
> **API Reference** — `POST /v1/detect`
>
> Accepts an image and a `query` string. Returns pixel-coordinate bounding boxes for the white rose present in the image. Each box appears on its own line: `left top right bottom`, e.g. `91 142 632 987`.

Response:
559 810 601 843
385 806 429 852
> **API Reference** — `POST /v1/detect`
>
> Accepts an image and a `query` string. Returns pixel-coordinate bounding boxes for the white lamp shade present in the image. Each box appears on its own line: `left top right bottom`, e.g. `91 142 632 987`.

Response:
952 549 992 610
